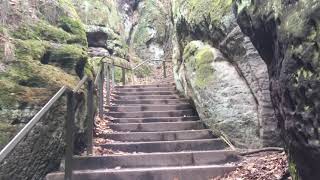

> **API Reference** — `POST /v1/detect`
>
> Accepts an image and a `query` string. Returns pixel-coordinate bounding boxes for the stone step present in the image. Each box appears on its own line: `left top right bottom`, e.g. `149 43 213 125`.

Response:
46 165 236 180
100 139 227 153
112 95 180 100
115 83 174 89
102 129 215 142
108 121 204 132
112 99 189 105
115 87 176 93
72 150 239 170
106 110 197 118
114 91 177 96
108 104 193 112
111 116 199 123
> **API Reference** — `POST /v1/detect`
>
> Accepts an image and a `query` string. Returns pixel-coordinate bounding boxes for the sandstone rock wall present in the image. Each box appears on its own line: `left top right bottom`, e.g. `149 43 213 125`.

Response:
172 0 279 148
0 0 93 179
236 1 320 179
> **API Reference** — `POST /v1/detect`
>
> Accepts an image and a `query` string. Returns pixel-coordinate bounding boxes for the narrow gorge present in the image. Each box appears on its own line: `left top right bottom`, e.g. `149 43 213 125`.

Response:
0 0 319 180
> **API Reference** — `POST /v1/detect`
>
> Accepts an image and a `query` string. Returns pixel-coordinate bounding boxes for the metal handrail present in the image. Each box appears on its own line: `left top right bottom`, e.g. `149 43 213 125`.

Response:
0 86 68 162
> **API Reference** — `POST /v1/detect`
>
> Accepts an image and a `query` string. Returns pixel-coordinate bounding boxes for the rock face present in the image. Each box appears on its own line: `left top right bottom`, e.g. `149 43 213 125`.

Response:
0 0 91 179
235 1 320 179
178 41 261 147
124 0 173 61
172 0 278 148
86 25 128 59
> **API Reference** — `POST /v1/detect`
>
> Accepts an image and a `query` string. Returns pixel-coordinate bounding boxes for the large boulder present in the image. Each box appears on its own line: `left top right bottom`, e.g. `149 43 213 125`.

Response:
235 0 320 179
178 41 261 148
172 0 278 147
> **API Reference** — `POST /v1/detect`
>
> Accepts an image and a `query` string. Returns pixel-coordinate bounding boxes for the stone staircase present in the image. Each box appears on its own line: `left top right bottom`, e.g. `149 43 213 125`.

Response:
47 83 238 180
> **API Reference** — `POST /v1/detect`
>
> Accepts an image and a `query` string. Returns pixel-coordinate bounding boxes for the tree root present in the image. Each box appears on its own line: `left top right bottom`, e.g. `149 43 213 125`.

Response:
239 147 284 156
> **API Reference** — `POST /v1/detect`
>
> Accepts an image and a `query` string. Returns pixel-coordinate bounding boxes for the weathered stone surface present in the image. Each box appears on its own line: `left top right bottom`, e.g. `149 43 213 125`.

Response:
172 0 278 148
176 41 261 148
86 25 128 59
235 0 320 179
0 0 92 179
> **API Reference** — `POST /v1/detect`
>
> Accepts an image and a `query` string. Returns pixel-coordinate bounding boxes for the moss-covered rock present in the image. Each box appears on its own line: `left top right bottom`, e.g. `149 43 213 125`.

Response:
72 0 123 32
236 0 320 178
58 16 88 46
42 44 88 76
12 21 71 43
179 41 262 148
0 0 89 179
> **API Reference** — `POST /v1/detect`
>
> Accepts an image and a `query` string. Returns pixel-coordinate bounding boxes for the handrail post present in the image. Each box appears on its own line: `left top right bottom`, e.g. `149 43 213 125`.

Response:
105 64 111 106
111 63 115 86
65 91 75 180
163 60 167 78
122 68 126 86
98 63 105 119
87 79 94 155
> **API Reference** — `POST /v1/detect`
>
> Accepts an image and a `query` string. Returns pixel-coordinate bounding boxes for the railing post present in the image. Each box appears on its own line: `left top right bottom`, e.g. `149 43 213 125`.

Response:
105 64 111 106
111 63 115 86
122 68 126 86
98 63 105 119
163 61 167 78
65 91 75 180
86 79 94 155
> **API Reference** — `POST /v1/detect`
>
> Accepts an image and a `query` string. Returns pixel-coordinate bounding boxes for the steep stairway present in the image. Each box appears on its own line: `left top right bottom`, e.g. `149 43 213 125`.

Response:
47 83 238 180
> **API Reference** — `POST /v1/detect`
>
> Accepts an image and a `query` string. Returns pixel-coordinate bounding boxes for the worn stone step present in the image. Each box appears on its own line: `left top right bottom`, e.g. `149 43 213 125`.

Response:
112 99 189 105
108 104 193 112
115 83 174 89
115 87 176 93
108 121 204 132
102 129 215 142
100 139 227 153
46 165 236 180
112 95 180 100
72 150 239 170
111 116 199 123
114 91 177 96
106 110 196 118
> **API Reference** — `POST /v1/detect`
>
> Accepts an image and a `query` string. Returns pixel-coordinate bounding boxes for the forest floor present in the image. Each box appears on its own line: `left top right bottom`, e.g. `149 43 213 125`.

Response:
215 151 290 180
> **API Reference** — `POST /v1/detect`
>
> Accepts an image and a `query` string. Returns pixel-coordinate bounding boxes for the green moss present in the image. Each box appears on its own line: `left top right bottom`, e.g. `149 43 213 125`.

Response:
72 0 123 31
194 47 215 88
58 16 88 46
14 40 50 61
0 122 18 148
132 0 166 47
44 44 88 75
12 20 71 43
178 0 233 24
289 158 299 180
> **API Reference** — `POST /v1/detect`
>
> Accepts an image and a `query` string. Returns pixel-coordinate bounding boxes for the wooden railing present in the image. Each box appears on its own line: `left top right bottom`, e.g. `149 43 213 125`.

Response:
0 57 170 180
